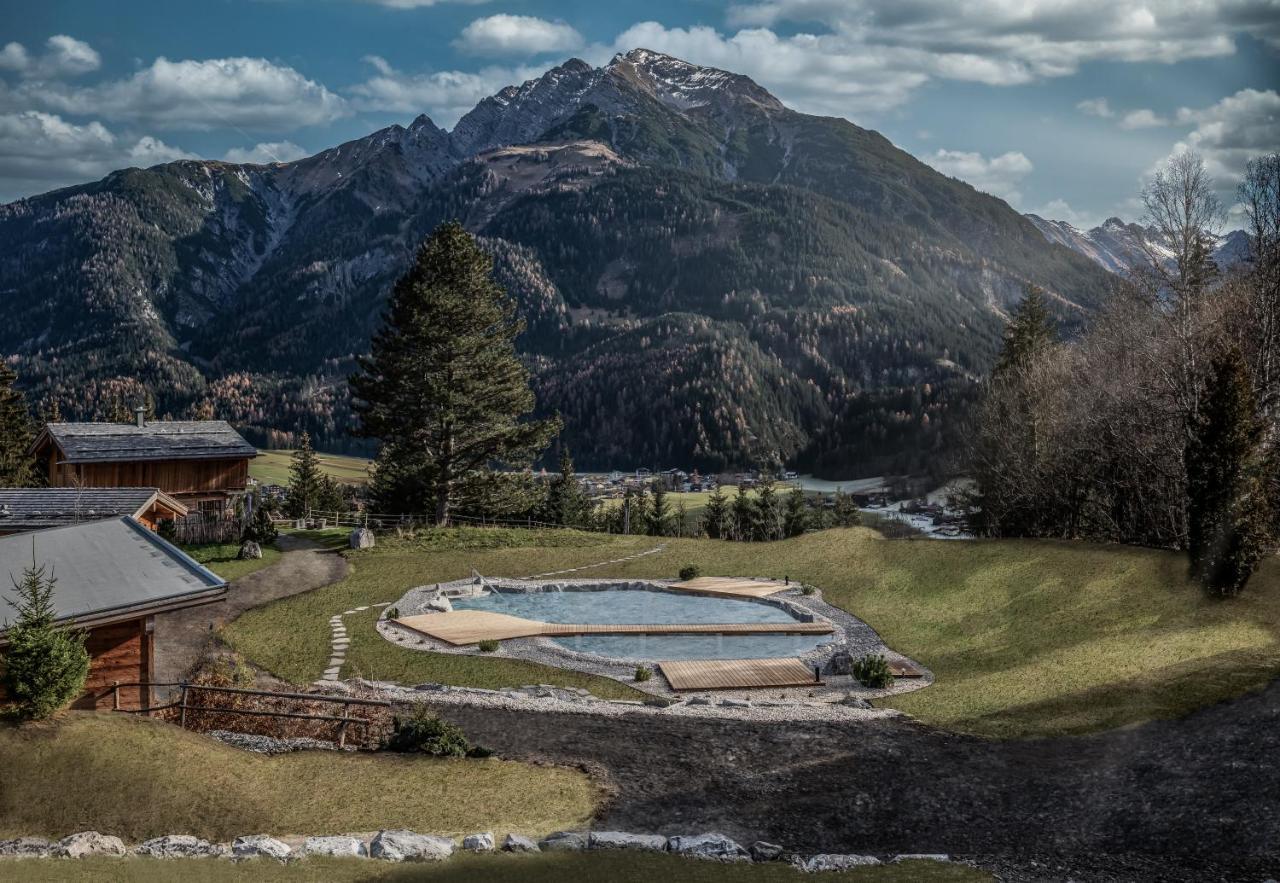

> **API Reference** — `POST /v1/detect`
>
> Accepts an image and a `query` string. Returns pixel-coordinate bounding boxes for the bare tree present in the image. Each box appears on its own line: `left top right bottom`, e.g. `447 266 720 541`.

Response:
1238 153 1280 420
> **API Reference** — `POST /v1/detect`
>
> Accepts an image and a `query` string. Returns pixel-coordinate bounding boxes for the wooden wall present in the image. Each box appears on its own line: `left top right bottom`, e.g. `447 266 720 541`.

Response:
74 618 152 711
49 457 249 499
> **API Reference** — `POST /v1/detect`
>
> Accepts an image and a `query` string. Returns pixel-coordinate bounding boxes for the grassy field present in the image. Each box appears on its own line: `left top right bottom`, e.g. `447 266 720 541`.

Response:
0 713 597 842
250 449 372 486
13 853 990 882
182 542 282 582
225 529 652 700
229 525 1280 739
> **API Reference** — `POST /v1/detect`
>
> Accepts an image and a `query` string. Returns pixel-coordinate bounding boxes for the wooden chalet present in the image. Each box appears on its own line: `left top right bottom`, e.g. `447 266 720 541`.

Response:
0 516 227 710
30 411 257 517
0 487 188 537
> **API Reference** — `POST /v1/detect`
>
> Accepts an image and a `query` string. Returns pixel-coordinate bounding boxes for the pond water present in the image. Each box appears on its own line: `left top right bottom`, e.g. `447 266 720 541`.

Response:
451 587 829 661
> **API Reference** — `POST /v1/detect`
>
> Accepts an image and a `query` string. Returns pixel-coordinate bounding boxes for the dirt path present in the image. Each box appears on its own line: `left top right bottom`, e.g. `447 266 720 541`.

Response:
151 535 349 687
430 678 1280 882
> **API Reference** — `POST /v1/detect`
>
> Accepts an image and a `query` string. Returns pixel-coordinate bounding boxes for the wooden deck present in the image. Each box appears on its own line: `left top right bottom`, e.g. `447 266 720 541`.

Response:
395 610 833 647
660 657 822 691
887 659 924 678
668 577 791 598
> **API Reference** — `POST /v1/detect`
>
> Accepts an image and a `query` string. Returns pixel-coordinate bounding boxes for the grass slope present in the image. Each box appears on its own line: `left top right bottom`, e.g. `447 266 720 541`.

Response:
232 526 1280 739
183 542 282 582
250 449 371 486
0 713 597 842
13 853 990 882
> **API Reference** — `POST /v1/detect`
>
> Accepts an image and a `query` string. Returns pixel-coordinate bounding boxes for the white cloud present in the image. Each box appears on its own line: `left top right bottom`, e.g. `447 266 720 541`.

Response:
1118 108 1169 129
0 35 100 79
223 140 309 164
1029 197 1104 230
0 110 192 200
349 56 541 127
18 56 347 130
1164 88 1280 187
456 15 583 57
927 148 1034 204
1077 97 1113 118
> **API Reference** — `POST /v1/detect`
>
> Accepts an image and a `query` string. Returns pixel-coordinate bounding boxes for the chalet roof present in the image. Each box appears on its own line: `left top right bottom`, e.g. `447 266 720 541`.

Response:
0 516 226 635
36 421 258 464
0 488 188 534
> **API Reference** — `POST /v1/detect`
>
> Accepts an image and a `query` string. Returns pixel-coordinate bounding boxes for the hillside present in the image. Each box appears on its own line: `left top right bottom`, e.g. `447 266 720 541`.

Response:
0 49 1113 476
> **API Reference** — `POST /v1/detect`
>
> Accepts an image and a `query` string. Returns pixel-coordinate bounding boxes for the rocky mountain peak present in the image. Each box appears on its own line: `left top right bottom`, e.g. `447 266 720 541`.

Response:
606 48 784 112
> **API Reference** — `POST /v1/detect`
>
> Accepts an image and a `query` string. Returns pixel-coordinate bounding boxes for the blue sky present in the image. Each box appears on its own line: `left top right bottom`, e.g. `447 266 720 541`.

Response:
1 0 1277 226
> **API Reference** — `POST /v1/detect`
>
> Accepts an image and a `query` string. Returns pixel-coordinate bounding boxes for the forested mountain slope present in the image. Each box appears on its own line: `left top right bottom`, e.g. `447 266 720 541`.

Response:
0 49 1112 477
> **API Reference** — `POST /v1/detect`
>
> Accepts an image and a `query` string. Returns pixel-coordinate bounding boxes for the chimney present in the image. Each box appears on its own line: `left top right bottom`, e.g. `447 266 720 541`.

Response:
135 406 146 428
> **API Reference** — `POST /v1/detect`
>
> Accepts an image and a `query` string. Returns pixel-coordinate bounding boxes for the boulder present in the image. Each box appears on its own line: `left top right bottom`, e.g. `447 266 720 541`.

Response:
0 837 54 858
369 830 454 862
804 854 882 871
538 831 588 851
427 596 453 613
502 834 540 853
349 528 375 550
300 836 367 858
667 833 750 862
231 835 292 861
135 835 227 858
462 832 494 852
237 541 262 560
54 832 126 859
825 651 854 676
891 853 951 863
750 841 784 862
588 831 667 851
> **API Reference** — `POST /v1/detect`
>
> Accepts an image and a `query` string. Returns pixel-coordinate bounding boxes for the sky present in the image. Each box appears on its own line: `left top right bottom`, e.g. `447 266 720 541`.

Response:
1 0 1277 227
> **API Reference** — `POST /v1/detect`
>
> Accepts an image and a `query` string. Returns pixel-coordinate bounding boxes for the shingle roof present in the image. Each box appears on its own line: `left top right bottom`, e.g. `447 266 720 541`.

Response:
39 421 258 463
0 517 226 633
0 488 184 533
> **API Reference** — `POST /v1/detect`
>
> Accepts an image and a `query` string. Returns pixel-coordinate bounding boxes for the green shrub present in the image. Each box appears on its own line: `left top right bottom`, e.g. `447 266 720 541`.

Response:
156 519 178 543
850 654 895 689
1 562 89 720
477 639 500 653
634 665 653 682
386 705 471 756
678 565 701 581
384 606 400 620
801 584 816 596
241 501 279 545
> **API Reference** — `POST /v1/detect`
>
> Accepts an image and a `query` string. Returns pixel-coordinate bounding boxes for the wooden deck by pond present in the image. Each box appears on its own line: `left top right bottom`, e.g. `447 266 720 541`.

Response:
667 577 792 598
394 610 833 647
659 657 822 691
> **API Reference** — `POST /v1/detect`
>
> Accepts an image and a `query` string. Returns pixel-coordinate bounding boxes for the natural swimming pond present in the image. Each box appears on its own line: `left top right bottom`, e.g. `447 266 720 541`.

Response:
452 588 829 661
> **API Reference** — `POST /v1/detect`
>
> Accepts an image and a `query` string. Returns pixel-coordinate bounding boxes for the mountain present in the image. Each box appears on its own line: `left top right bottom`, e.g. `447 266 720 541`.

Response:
1027 214 1251 276
0 49 1114 478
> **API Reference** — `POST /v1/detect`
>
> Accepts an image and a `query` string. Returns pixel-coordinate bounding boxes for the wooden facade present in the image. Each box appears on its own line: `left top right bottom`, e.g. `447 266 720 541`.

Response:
44 455 248 501
76 617 154 710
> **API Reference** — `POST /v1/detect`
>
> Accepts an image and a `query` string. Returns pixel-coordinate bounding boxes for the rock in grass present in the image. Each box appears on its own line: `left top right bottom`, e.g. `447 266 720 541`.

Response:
369 830 454 862
238 541 262 560
350 528 375 550
538 831 588 851
231 835 292 861
750 841 784 862
667 833 750 861
804 854 882 871
135 835 227 858
0 837 54 858
502 834 540 853
891 853 951 863
300 836 367 858
462 832 494 852
588 831 668 851
54 832 126 859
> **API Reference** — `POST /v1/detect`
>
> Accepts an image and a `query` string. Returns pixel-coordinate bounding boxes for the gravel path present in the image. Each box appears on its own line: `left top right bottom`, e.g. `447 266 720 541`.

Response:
152 535 349 690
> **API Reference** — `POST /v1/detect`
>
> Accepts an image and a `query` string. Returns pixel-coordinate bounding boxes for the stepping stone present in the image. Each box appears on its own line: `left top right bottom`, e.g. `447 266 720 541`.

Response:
355 606 369 611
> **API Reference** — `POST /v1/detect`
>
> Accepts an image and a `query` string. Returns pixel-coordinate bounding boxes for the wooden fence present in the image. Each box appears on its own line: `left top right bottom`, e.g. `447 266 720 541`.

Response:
172 513 243 545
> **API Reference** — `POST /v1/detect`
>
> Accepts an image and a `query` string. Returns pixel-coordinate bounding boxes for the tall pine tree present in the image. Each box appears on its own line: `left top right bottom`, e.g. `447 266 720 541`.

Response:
285 432 324 518
542 446 589 527
351 222 559 524
783 487 809 538
994 285 1055 376
1 559 90 719
1186 347 1275 596
0 363 38 487
700 486 730 539
647 479 671 536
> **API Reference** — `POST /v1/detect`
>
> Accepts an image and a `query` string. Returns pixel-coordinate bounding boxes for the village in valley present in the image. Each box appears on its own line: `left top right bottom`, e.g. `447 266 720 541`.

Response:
1 4 1278 882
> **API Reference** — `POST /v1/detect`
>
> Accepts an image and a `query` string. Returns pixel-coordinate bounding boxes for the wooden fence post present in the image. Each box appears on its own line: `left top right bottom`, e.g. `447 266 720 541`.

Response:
337 701 350 748
179 682 188 729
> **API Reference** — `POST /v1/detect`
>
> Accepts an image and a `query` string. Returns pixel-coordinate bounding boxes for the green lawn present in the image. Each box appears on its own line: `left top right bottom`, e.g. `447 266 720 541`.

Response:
0 713 597 842
224 529 652 700
224 524 1280 739
13 853 989 883
250 449 372 486
183 542 282 582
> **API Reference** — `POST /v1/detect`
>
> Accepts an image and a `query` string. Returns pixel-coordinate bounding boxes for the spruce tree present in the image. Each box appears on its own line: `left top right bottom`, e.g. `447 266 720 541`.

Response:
647 479 671 537
831 488 862 528
543 447 589 527
700 486 730 539
1 559 90 719
1186 347 1274 596
285 432 324 518
0 363 38 488
350 222 559 523
754 479 781 541
730 485 756 542
783 487 809 538
994 285 1055 376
